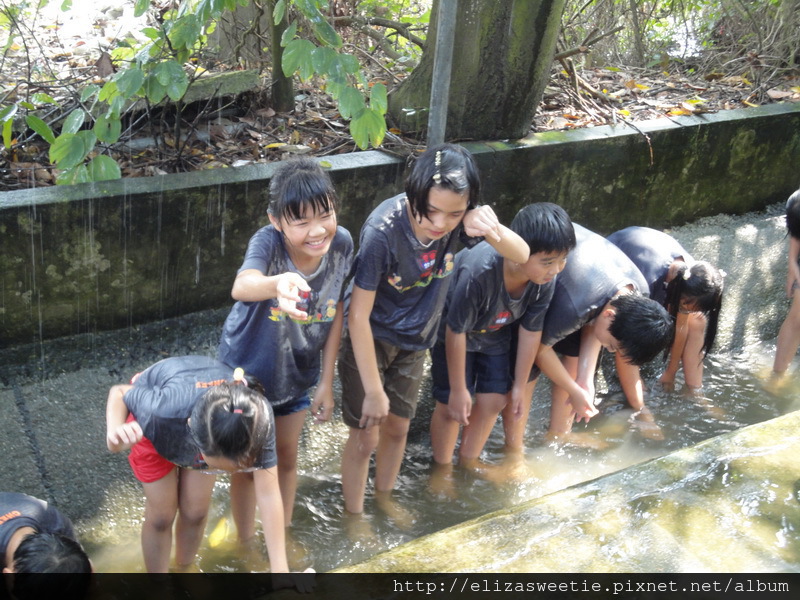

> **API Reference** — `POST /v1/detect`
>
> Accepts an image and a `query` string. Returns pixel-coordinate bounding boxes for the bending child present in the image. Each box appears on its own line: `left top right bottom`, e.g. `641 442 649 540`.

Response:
534 224 673 444
773 188 800 376
105 356 311 589
218 157 353 540
607 226 724 394
338 143 529 521
429 203 576 471
0 491 91 600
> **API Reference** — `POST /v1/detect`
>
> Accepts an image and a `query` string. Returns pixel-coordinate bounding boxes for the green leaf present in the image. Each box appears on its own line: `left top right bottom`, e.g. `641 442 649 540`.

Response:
274 0 286 25
62 109 86 135
115 68 145 98
134 0 150 18
311 46 336 75
32 93 57 105
350 107 386 149
142 27 161 41
338 86 365 120
56 165 91 186
94 115 122 144
280 21 297 47
370 82 388 115
87 155 122 182
50 134 87 170
144 75 167 104
169 14 201 50
98 81 119 103
154 61 188 100
80 85 101 103
282 39 315 80
2 117 13 149
26 115 56 144
0 104 17 123
295 0 341 48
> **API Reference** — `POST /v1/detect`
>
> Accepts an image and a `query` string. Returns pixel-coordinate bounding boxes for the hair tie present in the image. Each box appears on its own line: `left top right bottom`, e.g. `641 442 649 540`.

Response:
682 267 691 280
432 150 442 185
718 269 727 278
233 367 247 386
233 408 243 414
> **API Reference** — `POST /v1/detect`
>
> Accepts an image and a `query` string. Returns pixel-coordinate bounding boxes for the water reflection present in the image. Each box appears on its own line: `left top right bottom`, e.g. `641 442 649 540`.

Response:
81 339 800 573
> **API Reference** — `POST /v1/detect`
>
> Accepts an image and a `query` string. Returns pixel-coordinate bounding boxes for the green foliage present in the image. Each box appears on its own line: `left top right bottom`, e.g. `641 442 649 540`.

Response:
277 0 388 149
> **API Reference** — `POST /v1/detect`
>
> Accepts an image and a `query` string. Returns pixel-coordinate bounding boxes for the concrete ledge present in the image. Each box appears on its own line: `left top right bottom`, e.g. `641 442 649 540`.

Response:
1 103 799 345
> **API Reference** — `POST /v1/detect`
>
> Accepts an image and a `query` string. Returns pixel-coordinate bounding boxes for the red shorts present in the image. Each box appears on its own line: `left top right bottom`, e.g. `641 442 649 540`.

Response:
126 414 175 483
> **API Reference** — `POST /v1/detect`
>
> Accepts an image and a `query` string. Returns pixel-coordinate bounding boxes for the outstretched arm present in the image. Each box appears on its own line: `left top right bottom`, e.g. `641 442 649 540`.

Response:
105 384 141 452
510 327 542 418
445 327 472 425
232 269 311 320
535 344 597 421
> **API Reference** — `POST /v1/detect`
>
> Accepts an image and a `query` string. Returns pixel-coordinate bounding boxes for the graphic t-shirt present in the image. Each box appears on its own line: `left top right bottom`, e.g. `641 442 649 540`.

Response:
218 225 353 408
541 224 649 347
607 226 693 306
123 356 277 470
350 194 474 350
0 492 77 570
442 241 556 355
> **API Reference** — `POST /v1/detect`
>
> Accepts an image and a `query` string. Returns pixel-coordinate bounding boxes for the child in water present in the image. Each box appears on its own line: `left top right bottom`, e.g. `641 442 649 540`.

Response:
429 203 576 470
607 226 724 394
105 356 311 589
217 157 353 541
338 143 529 521
773 188 800 376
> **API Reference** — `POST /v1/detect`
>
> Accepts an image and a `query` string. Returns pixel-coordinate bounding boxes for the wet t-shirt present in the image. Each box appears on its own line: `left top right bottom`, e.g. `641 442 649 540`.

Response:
0 492 77 570
123 356 277 470
541 224 649 347
442 241 555 355
218 225 353 408
350 194 474 351
607 226 693 306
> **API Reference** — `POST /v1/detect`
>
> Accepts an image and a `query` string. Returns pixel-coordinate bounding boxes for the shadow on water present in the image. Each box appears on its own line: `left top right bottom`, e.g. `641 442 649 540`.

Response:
1 202 799 573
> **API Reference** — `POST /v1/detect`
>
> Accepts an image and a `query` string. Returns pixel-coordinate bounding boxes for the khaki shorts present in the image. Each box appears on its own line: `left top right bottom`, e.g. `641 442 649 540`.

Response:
338 333 427 428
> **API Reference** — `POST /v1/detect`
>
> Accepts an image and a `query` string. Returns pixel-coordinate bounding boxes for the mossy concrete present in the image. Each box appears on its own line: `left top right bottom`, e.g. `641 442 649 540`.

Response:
1 103 799 346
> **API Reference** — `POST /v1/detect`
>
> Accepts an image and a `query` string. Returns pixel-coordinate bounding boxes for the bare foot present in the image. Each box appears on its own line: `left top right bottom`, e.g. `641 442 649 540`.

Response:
342 510 378 546
428 461 457 499
286 529 311 571
545 430 611 450
375 490 417 531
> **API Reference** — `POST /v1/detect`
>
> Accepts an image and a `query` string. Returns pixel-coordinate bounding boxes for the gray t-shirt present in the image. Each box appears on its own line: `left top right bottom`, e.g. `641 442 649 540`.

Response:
350 194 473 350
607 226 693 306
541 224 649 347
0 492 77 570
124 356 277 470
442 241 555 355
218 225 353 407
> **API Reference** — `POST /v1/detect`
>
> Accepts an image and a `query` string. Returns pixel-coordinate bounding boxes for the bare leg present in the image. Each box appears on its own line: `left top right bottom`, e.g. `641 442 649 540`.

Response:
341 425 379 514
274 410 308 526
429 401 460 465
174 469 217 571
681 312 707 390
230 471 256 542
141 468 179 573
774 288 800 374
546 355 578 439
374 413 411 493
459 391 508 460
499 380 537 453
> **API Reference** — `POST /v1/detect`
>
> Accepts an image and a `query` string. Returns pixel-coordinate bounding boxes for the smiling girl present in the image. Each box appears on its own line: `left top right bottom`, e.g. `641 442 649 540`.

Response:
217 158 353 546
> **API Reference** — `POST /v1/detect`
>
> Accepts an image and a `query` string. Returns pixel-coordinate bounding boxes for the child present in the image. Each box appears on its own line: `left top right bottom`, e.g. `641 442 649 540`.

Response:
429 203 576 469
105 355 310 588
534 224 673 442
338 143 529 518
217 157 353 534
1 491 91 600
773 188 800 375
607 226 724 394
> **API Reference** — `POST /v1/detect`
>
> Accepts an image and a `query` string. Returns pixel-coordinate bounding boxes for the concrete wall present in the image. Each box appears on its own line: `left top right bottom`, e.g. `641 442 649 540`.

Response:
1 103 799 346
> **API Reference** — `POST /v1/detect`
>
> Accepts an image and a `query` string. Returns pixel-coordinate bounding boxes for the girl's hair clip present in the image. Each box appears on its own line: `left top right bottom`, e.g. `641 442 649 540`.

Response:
233 408 243 414
718 268 727 278
233 367 247 386
682 267 691 280
432 150 442 185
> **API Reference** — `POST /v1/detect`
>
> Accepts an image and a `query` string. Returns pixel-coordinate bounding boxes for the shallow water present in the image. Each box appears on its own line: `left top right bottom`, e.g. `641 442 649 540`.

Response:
81 337 800 573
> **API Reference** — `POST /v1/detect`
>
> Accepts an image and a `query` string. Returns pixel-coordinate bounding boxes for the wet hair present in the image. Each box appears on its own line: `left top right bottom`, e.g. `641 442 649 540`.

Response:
268 157 338 222
786 188 800 240
11 532 91 600
189 381 272 469
511 202 576 255
608 293 674 366
664 261 724 356
404 143 480 221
